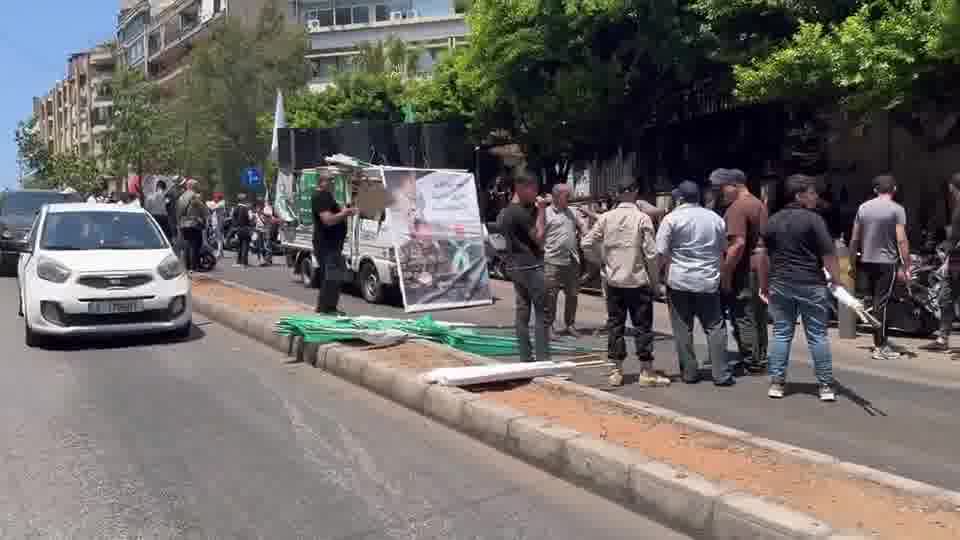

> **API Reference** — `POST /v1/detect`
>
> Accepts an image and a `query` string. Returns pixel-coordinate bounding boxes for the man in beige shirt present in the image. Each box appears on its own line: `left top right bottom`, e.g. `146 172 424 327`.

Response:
582 178 669 388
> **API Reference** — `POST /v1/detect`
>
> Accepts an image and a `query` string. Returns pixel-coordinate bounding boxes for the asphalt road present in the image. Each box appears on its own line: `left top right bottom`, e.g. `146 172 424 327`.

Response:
210 262 960 492
0 278 689 539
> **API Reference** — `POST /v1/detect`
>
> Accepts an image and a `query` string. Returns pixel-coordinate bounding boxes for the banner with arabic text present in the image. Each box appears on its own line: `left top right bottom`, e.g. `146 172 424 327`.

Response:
383 168 493 313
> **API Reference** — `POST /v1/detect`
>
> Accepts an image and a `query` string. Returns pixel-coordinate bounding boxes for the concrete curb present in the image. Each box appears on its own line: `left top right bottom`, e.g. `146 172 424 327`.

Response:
193 286 947 539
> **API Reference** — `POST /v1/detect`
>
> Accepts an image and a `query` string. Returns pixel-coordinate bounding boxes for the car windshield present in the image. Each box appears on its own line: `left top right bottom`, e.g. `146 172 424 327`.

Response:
0 191 82 216
40 211 167 251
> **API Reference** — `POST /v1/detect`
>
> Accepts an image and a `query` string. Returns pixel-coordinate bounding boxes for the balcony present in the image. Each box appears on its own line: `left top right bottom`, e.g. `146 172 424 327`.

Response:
147 0 224 71
90 48 115 67
307 14 466 52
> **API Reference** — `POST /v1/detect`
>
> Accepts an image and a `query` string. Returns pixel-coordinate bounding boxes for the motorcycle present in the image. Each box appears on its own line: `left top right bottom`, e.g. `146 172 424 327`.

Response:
855 248 941 337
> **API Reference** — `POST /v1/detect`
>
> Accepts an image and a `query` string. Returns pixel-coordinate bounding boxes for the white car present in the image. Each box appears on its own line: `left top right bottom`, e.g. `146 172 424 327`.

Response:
16 203 191 347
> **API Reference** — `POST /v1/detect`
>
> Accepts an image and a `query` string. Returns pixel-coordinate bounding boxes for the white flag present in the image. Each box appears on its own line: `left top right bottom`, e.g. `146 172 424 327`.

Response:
269 89 287 162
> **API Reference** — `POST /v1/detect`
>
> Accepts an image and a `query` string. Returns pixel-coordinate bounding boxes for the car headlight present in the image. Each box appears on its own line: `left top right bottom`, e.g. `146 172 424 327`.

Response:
0 229 11 239
36 256 71 283
157 254 185 280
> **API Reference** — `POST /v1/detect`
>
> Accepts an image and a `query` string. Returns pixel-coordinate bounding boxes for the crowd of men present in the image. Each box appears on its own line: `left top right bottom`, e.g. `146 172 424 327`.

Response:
492 167 960 403
89 178 280 274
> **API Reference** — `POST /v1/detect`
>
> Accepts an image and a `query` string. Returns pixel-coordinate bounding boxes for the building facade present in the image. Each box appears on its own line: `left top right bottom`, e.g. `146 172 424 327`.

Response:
116 0 467 91
32 44 116 170
294 0 468 89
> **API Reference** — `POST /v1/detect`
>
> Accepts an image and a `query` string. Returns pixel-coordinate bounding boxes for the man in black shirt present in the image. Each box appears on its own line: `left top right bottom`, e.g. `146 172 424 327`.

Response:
758 174 841 402
312 170 357 314
497 170 549 362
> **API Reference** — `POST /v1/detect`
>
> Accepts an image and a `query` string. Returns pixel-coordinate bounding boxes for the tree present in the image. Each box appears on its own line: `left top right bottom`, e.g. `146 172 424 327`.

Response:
108 67 175 182
460 0 709 184
179 2 309 197
732 0 960 114
48 152 104 195
400 51 476 124
14 117 53 183
353 37 424 79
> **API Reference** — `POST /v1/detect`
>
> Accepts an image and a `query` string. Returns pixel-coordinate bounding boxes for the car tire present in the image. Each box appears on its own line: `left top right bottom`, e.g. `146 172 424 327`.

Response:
359 262 385 304
198 252 216 272
24 321 46 348
172 320 192 341
300 256 315 289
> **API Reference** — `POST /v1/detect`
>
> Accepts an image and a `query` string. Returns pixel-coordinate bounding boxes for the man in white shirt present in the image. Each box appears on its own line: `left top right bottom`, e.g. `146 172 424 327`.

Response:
657 181 732 385
145 180 170 239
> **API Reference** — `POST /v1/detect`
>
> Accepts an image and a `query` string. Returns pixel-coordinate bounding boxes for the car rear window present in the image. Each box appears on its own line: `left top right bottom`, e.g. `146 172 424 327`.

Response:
0 191 82 215
41 211 167 251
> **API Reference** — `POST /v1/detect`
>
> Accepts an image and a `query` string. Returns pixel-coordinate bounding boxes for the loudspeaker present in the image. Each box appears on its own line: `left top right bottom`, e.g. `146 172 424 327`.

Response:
421 122 469 169
393 123 423 167
335 120 399 165
277 128 336 169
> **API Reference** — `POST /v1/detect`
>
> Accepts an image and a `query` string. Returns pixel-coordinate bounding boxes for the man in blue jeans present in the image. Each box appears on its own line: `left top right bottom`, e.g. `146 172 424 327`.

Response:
758 174 842 402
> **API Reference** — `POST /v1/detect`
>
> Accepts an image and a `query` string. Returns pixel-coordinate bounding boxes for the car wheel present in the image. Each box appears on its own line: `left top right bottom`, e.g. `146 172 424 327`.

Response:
24 321 46 348
300 256 315 289
198 252 217 272
172 320 192 340
359 263 385 304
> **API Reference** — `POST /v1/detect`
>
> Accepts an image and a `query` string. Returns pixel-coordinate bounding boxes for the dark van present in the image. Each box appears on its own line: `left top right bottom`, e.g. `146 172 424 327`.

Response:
0 189 84 274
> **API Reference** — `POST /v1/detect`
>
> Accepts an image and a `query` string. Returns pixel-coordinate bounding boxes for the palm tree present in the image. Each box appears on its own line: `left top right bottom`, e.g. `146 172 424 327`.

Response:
353 37 423 79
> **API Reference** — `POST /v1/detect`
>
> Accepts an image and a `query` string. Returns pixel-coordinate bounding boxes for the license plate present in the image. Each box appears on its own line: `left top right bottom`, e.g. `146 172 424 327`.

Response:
87 300 145 315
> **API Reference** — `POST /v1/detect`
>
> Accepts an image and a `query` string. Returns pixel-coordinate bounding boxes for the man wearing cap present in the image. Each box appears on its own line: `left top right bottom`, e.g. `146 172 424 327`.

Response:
582 177 669 387
657 181 734 385
712 168 769 375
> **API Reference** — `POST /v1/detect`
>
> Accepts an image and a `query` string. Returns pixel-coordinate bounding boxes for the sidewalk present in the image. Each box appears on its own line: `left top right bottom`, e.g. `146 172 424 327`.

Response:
208 262 960 490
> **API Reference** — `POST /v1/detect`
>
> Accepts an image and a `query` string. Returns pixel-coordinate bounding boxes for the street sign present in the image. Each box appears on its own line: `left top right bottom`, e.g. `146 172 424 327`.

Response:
243 167 262 186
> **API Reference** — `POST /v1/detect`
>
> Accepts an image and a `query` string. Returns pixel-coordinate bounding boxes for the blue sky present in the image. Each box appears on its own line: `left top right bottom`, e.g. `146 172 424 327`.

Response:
0 1 118 190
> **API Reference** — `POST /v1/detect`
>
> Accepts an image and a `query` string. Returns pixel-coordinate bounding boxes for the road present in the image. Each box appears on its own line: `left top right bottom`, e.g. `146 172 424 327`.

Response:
0 278 689 539
211 261 960 491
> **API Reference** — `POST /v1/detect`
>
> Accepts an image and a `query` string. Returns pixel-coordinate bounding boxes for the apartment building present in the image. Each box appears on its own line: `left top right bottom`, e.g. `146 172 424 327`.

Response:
117 0 467 91
32 44 117 168
294 0 468 90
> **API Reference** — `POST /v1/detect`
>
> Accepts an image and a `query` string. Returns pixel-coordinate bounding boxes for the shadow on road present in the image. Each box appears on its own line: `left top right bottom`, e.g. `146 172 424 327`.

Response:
784 380 888 416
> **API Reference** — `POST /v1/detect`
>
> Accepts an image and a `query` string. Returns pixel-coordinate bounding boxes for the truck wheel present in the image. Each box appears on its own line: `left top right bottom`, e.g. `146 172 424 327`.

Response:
359 263 385 304
300 257 315 288
287 252 299 281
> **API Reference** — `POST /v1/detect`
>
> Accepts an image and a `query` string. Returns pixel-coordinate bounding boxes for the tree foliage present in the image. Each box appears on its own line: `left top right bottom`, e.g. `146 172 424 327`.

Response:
460 0 708 181
178 1 309 195
14 117 53 182
733 0 960 113
108 66 175 180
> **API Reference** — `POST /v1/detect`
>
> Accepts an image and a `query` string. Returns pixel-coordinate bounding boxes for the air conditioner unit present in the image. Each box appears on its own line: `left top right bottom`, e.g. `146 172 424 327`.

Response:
306 19 323 33
389 11 403 20
407 9 419 17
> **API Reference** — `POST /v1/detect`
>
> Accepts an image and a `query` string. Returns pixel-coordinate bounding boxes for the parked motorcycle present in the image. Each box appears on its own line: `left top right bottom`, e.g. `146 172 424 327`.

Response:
855 249 941 337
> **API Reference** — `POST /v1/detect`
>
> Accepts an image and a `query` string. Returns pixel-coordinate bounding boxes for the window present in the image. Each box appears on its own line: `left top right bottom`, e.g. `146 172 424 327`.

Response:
126 41 145 65
306 8 333 26
335 7 352 24
352 6 370 23
375 5 390 21
41 212 167 251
